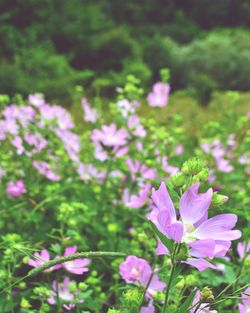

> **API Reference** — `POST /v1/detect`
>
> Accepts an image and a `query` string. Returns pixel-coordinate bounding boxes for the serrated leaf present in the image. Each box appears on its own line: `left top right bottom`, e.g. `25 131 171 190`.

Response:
177 288 197 313
149 221 174 254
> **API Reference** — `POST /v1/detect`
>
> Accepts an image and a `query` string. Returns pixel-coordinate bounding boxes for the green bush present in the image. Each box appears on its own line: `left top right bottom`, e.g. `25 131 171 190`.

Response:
0 46 94 101
180 29 250 91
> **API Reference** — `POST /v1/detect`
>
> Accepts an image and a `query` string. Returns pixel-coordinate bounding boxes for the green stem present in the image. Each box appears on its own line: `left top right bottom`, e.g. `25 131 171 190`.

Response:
27 251 126 278
162 261 176 313
138 271 154 312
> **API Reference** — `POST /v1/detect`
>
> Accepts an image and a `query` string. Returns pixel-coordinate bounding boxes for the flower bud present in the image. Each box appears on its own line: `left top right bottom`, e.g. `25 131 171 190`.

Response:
20 298 31 309
200 287 214 303
79 282 88 291
170 173 186 188
182 159 204 176
212 193 229 206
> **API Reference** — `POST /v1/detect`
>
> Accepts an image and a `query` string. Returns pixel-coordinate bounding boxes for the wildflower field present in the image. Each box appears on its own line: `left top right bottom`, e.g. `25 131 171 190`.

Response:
0 71 249 313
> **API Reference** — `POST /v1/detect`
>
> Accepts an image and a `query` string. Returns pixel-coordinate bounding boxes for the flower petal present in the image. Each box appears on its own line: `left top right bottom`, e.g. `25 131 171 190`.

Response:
195 214 241 240
152 182 176 221
184 258 216 271
188 239 215 258
179 183 213 224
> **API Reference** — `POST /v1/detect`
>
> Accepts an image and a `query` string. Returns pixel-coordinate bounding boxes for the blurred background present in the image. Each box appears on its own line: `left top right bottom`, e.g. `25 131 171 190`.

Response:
1 0 250 107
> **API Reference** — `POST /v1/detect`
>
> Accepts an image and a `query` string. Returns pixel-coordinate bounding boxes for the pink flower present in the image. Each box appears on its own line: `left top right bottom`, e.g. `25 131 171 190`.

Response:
126 158 156 182
128 115 146 138
33 160 61 181
6 180 26 197
62 246 91 275
120 256 152 285
162 157 179 176
237 241 250 260
126 183 151 209
82 98 98 123
28 250 59 272
238 287 250 313
149 182 241 271
175 144 184 155
47 277 83 310
92 123 129 147
119 256 165 297
147 82 170 107
29 93 45 107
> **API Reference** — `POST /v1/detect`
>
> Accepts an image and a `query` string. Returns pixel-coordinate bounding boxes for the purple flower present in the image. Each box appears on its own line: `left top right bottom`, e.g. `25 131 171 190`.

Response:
6 180 26 197
82 97 98 123
175 144 184 155
62 246 91 275
147 82 170 107
28 250 59 272
128 115 146 138
119 256 165 297
29 93 45 107
237 241 250 260
149 182 241 271
162 157 179 176
92 123 129 147
117 99 136 117
126 158 156 182
126 183 151 209
47 277 83 310
238 287 250 313
33 160 61 181
120 256 152 285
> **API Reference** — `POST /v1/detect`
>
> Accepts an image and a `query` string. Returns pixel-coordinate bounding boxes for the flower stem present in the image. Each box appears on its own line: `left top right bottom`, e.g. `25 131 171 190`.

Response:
27 251 126 278
162 261 176 312
162 244 179 312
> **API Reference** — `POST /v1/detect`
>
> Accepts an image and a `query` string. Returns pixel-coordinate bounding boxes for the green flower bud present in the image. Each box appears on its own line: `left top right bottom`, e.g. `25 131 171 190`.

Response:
69 282 77 292
200 287 214 303
182 159 205 176
196 168 209 182
123 288 142 305
20 298 31 309
171 173 186 188
79 282 88 291
108 223 118 233
212 193 228 206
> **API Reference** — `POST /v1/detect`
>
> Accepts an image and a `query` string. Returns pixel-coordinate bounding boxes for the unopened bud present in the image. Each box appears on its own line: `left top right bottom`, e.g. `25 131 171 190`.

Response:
200 287 214 303
212 193 229 206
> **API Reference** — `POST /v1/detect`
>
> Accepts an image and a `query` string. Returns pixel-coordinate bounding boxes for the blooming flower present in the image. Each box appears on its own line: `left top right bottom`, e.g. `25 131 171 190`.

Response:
28 250 61 272
119 256 165 298
126 158 156 182
33 160 61 181
238 287 250 313
62 246 91 275
128 115 146 138
82 97 98 123
125 183 151 209
6 180 27 197
29 93 45 107
92 123 129 147
149 182 241 271
47 277 83 310
147 82 170 107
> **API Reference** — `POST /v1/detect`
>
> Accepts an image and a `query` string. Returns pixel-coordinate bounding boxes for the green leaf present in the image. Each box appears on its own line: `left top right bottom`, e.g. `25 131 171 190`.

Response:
177 288 197 313
149 221 174 254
